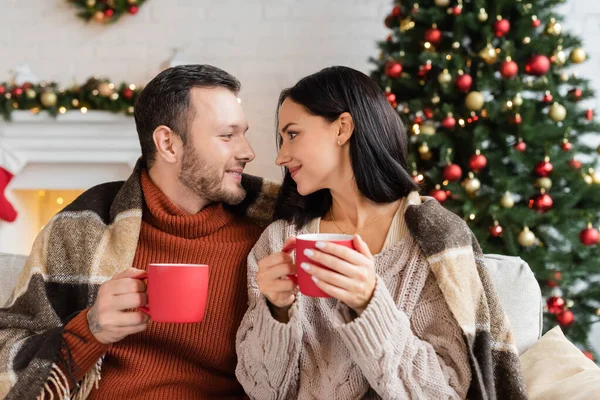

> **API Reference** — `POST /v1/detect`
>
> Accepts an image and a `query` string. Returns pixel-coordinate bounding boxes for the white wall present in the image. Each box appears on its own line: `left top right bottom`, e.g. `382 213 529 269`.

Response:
1 0 599 348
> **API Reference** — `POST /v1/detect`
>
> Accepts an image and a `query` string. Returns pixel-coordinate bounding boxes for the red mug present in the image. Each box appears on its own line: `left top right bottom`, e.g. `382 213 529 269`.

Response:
285 234 355 298
139 263 210 323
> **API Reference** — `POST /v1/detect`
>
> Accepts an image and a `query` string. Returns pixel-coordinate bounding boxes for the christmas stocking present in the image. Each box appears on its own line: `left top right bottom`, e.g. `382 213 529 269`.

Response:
0 166 17 222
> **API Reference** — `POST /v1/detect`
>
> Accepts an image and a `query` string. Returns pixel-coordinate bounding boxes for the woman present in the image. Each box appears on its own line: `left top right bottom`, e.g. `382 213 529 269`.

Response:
236 67 526 399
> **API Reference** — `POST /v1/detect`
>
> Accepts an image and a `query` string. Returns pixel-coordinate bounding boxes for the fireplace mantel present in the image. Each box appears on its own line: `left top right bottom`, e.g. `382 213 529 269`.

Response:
0 111 140 254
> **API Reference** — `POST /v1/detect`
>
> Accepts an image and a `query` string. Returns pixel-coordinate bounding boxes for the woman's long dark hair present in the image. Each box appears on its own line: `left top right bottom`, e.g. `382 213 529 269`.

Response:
273 66 419 229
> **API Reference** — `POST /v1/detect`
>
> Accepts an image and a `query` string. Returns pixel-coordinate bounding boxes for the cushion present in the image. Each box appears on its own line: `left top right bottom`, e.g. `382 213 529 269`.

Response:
0 252 27 307
520 326 600 400
483 254 542 355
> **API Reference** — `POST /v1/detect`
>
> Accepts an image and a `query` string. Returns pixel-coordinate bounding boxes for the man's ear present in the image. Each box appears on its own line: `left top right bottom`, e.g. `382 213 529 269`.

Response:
336 112 354 146
152 125 183 164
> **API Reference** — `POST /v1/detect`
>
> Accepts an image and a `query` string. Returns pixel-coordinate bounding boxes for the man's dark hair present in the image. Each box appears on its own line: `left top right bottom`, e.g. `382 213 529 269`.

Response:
134 64 241 168
273 66 419 229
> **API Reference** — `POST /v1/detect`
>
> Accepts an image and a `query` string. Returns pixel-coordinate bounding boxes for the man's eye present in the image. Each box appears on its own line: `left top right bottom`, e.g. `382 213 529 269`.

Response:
221 134 233 139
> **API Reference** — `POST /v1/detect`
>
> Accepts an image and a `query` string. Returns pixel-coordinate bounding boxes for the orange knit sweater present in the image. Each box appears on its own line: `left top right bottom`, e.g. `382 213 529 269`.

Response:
60 170 263 399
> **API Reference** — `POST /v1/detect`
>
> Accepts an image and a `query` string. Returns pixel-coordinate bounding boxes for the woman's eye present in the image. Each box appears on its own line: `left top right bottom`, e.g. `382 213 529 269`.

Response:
288 131 298 140
221 134 233 139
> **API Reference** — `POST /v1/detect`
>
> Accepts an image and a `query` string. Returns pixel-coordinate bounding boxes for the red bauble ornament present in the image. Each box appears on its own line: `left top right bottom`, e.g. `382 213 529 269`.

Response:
385 61 403 79
423 108 434 119
525 55 550 76
413 116 423 124
0 86 5 94
430 188 448 203
494 19 510 37
441 115 456 129
585 108 594 121
489 223 503 237
546 280 559 288
385 92 396 104
547 296 565 314
418 63 433 78
384 15 397 28
569 159 582 169
542 92 553 103
469 153 487 171
455 74 472 92
515 140 527 152
583 351 594 361
11 87 23 96
452 6 462 15
532 18 541 28
22 82 32 90
561 140 572 151
579 226 599 246
123 87 134 99
104 8 115 17
443 164 462 181
425 28 442 45
557 310 574 327
568 88 583 101
529 192 553 213
386 35 393 43
128 6 139 14
500 60 518 79
391 5 401 17
534 160 553 177
510 113 522 124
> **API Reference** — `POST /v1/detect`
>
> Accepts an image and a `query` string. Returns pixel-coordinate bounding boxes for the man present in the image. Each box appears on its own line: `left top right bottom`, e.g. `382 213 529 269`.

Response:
0 65 278 399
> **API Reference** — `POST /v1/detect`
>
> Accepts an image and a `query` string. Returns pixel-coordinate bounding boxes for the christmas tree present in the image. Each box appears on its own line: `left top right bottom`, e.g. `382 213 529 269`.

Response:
371 0 600 361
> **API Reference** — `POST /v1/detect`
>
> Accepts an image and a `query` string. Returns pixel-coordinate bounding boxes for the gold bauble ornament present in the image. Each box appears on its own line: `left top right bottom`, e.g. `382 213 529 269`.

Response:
94 11 104 22
420 122 436 136
570 48 586 64
545 18 562 36
548 102 567 122
25 89 37 99
40 91 57 107
536 177 553 190
518 227 537 247
500 192 515 208
560 71 569 82
86 0 96 7
107 0 116 7
479 43 498 64
128 0 138 4
438 69 452 84
478 8 488 22
98 82 115 97
432 94 441 104
465 91 485 111
462 174 481 194
434 0 450 6
513 93 523 107
418 142 430 155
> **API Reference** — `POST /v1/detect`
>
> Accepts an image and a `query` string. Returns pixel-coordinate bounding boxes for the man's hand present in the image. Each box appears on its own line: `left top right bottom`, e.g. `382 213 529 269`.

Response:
87 268 150 344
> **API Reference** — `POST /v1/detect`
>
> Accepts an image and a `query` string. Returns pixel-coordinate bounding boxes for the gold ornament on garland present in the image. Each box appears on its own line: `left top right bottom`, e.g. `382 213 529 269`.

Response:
71 0 146 23
434 0 451 6
437 69 452 84
536 177 553 190
518 226 537 247
0 77 141 120
98 81 115 97
40 91 57 107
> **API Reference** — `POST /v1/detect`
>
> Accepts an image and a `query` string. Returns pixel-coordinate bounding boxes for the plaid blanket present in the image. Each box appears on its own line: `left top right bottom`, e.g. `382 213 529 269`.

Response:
0 162 277 400
0 163 526 399
405 193 527 399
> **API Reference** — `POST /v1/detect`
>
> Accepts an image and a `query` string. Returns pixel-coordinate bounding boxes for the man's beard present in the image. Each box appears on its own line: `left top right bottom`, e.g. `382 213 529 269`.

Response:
178 144 246 205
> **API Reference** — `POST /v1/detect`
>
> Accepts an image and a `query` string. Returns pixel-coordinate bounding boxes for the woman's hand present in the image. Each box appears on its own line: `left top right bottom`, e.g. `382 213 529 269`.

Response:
256 237 298 321
301 235 376 315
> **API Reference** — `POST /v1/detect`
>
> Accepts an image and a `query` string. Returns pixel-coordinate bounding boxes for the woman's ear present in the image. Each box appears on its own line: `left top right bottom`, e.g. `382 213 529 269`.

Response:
337 112 354 146
152 125 183 164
